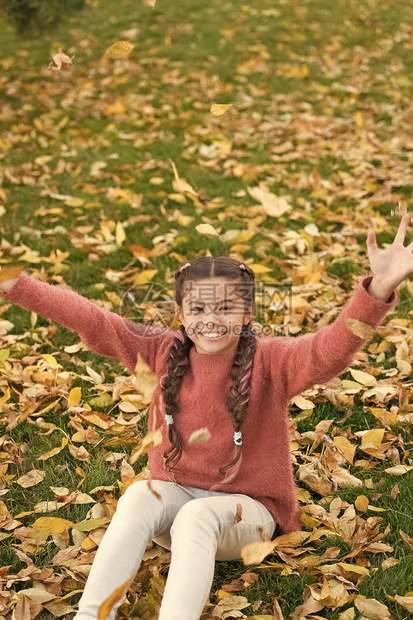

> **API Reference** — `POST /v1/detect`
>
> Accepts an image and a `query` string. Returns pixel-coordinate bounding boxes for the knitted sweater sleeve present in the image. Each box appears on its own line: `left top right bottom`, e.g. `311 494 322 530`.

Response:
269 275 400 402
1 271 169 374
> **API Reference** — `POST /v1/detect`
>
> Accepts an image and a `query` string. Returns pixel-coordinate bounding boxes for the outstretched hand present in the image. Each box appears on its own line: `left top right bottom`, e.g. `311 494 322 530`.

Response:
367 213 413 292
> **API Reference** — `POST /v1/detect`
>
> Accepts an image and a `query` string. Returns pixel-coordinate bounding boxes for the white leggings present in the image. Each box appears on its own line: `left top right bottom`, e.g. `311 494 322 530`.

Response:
73 479 276 620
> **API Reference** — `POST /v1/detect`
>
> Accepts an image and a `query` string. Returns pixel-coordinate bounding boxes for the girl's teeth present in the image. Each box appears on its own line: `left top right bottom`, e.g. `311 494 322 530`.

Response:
202 333 224 339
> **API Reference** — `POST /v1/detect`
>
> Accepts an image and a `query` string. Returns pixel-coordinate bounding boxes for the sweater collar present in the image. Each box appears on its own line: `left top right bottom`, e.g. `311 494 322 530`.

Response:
188 344 237 374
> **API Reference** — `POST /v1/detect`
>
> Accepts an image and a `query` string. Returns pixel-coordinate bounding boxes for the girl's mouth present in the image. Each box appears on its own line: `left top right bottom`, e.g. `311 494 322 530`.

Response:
199 332 226 341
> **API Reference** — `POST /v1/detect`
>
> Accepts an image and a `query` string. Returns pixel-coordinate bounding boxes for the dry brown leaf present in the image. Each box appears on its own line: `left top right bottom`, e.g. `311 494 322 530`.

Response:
354 595 391 619
400 529 413 549
48 49 75 71
16 469 45 488
393 595 413 613
384 464 413 475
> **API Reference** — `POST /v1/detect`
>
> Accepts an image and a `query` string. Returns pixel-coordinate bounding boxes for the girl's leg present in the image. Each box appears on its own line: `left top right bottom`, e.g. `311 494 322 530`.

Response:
73 480 193 620
158 492 276 620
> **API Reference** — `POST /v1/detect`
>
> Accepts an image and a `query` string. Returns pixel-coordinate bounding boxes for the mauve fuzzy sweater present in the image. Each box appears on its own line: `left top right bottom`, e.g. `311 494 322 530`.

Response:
3 272 399 534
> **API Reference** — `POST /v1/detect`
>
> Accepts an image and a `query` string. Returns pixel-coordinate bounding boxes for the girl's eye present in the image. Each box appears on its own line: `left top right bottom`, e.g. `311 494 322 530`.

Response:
192 305 232 312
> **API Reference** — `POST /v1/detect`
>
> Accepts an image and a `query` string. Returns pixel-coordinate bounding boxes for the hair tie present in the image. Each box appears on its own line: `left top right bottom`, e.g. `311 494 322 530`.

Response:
180 262 191 273
239 263 246 270
165 414 174 425
234 430 242 445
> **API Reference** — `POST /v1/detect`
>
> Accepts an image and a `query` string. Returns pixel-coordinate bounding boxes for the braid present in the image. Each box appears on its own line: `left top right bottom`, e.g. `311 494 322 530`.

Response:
161 324 194 474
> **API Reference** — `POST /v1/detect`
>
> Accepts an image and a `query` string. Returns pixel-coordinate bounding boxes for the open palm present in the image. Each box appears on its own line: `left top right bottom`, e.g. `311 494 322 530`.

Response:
367 213 413 291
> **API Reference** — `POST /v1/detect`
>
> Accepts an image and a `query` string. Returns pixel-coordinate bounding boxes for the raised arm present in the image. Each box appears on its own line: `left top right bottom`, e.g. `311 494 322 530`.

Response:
269 275 399 402
1 270 170 375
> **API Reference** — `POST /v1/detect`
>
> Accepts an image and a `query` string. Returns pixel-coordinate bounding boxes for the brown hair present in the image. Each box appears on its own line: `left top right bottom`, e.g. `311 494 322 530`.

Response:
158 256 257 489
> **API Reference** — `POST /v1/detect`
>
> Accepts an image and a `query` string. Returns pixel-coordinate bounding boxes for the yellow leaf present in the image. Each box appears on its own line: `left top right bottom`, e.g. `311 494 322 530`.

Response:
133 269 158 284
103 41 135 59
31 516 72 535
41 354 58 370
355 495 369 511
210 103 233 116
115 221 126 245
349 368 377 386
248 263 273 274
133 353 158 403
129 428 163 465
195 223 220 236
68 387 82 408
361 428 385 447
216 590 234 599
0 265 24 283
333 436 356 464
36 445 64 460
344 318 375 340
355 111 363 127
105 99 125 115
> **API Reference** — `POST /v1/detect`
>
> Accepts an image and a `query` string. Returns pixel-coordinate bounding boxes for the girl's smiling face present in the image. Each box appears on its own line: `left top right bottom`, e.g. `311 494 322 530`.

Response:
177 277 254 355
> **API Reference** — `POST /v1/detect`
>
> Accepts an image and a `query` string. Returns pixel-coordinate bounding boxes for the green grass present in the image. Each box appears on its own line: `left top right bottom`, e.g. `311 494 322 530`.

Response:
1 0 413 618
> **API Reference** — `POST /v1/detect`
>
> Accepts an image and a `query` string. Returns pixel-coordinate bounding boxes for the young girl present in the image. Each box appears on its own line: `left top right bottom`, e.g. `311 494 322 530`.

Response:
1 213 410 620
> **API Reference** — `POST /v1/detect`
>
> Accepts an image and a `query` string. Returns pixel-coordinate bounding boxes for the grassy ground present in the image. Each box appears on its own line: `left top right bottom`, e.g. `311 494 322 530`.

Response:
0 0 413 618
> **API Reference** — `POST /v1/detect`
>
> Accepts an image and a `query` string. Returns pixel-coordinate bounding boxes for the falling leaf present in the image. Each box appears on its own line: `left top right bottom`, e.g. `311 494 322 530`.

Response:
48 49 75 71
133 353 158 403
0 265 24 283
98 573 136 620
188 427 211 444
103 41 135 59
129 429 163 465
210 103 233 116
344 318 375 341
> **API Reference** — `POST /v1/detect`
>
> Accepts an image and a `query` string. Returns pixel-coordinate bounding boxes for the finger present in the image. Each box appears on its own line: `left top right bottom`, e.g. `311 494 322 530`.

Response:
393 213 411 245
367 230 378 254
